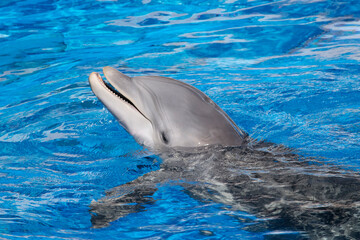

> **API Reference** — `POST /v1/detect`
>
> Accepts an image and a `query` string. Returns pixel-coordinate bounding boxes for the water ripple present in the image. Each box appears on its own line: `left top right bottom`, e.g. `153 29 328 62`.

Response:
1 0 360 239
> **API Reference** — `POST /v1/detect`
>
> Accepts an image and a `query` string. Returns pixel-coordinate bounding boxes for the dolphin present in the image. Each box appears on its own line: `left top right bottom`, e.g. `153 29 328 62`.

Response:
89 67 247 151
88 67 360 239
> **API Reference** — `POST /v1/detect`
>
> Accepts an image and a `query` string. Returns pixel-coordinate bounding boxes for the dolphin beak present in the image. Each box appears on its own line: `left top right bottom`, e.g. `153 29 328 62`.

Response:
89 68 136 109
102 67 135 102
89 68 154 146
89 67 149 121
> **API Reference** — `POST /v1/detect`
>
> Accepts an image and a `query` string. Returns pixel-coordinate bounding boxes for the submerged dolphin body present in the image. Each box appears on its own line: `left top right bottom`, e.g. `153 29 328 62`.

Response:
89 68 360 239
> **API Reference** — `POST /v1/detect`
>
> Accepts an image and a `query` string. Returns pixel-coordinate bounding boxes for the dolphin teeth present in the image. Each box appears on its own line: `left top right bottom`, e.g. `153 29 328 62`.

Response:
102 79 135 107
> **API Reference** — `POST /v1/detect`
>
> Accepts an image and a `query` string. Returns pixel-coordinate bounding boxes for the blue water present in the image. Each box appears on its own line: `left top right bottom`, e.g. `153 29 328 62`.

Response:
1 0 360 239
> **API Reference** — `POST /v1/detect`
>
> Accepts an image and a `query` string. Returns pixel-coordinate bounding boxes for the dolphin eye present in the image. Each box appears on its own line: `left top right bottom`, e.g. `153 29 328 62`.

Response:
161 132 169 144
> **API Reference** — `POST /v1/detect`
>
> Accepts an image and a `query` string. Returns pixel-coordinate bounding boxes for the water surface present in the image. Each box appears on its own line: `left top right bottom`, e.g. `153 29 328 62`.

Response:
1 0 360 239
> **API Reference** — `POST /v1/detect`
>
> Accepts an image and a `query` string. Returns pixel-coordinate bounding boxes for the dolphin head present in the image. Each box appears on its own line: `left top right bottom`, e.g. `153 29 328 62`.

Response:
89 67 246 151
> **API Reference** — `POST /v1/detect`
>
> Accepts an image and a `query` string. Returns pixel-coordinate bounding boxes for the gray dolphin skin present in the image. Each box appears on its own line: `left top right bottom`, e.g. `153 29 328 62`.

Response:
89 67 360 239
89 66 247 151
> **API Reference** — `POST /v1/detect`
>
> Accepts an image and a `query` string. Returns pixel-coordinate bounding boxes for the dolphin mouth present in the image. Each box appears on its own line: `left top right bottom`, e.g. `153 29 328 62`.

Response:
91 71 141 113
89 67 151 122
101 75 137 109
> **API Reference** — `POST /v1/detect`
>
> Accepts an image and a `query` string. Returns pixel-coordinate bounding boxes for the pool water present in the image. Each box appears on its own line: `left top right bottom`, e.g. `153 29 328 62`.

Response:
1 0 360 239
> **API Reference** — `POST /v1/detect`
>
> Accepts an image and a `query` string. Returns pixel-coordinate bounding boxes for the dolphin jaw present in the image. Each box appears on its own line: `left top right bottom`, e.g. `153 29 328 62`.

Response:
102 68 138 109
89 71 154 147
89 72 136 109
